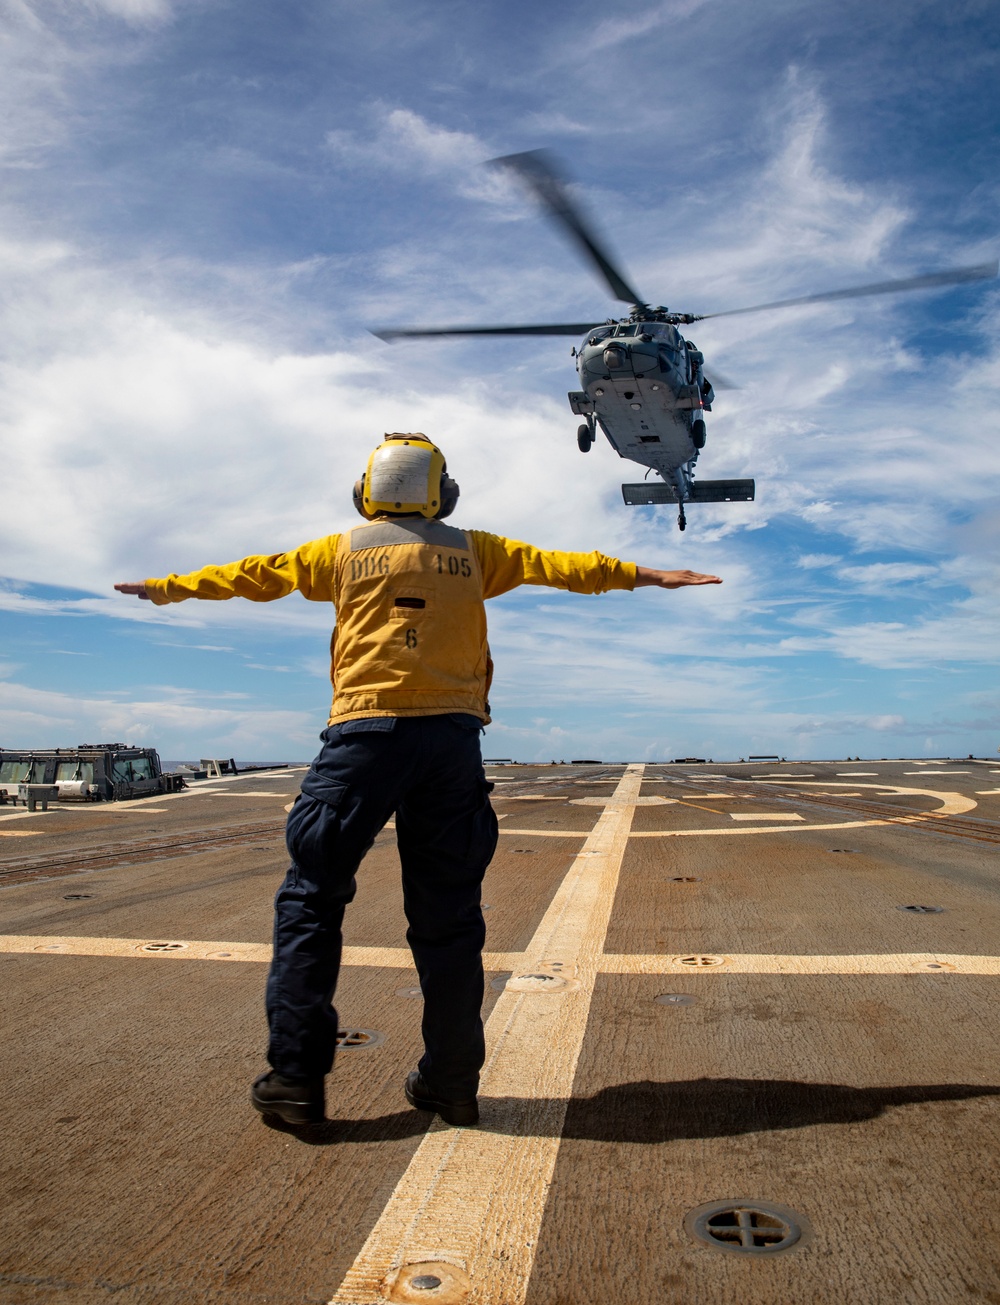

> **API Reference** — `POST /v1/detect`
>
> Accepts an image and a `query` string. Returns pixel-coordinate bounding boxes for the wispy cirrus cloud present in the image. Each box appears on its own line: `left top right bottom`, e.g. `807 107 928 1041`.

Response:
326 107 514 207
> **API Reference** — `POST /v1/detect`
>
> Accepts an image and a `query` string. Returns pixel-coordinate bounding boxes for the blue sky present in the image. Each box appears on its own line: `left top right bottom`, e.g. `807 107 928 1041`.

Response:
1 0 998 763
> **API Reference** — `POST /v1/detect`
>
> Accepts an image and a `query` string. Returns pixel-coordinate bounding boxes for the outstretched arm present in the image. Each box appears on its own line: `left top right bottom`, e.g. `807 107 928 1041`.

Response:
634 567 722 588
472 531 721 597
113 536 341 605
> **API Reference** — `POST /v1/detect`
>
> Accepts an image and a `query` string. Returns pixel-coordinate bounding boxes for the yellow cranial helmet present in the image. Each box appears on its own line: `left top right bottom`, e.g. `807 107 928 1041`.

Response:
353 434 460 520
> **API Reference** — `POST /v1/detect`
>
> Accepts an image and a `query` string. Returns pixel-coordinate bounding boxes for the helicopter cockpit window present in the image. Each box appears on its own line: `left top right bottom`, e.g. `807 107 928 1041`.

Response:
587 327 612 345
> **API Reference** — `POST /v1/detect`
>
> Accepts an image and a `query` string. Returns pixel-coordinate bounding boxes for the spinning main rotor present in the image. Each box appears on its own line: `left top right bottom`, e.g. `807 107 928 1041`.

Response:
374 150 997 343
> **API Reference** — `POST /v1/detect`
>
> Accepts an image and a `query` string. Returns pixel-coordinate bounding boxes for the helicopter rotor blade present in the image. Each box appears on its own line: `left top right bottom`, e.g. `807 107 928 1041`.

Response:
489 150 647 307
702 366 740 392
696 260 999 320
373 322 600 342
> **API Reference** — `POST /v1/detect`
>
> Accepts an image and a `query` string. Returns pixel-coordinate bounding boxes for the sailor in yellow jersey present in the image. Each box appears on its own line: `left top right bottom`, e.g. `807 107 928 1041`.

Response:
116 433 721 1128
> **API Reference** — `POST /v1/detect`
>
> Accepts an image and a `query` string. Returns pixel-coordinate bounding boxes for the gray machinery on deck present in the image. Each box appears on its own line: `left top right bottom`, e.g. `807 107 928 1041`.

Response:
0 743 182 804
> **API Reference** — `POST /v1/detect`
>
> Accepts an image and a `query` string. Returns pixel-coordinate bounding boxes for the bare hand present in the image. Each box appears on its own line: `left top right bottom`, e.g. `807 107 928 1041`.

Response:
634 567 722 589
114 582 150 600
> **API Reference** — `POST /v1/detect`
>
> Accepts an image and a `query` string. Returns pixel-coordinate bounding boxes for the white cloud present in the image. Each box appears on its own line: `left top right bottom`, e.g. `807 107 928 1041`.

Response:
571 0 713 56
326 107 513 207
0 678 316 757
84 0 173 23
835 562 940 589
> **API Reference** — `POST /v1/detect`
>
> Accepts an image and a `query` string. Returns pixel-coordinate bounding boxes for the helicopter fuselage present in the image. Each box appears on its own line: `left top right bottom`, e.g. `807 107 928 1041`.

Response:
569 318 710 498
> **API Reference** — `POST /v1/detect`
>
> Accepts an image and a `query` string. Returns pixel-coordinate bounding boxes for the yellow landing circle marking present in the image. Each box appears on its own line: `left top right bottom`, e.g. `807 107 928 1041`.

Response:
631 819 890 837
728 812 805 821
327 764 646 1305
0 830 43 837
778 781 977 816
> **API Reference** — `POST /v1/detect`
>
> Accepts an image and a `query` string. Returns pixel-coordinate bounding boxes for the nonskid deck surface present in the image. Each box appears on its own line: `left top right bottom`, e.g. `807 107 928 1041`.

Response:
2 759 1000 1303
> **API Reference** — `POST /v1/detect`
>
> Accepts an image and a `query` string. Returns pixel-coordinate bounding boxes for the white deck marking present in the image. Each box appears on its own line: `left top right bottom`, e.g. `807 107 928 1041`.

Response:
728 812 805 821
837 772 879 776
328 764 645 1305
0 809 65 824
905 770 970 775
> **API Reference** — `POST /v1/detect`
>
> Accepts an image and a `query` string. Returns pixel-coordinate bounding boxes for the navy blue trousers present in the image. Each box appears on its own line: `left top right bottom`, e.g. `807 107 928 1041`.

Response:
266 714 498 1100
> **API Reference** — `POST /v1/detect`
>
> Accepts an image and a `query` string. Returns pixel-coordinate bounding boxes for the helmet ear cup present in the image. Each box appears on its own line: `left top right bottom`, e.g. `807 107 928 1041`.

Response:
352 476 375 520
437 475 460 519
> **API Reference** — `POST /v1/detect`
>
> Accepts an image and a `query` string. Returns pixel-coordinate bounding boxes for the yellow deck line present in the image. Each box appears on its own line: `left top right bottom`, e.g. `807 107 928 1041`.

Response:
498 827 588 837
600 953 1000 975
3 939 997 981
631 818 890 836
4 934 997 976
328 764 646 1305
0 935 522 970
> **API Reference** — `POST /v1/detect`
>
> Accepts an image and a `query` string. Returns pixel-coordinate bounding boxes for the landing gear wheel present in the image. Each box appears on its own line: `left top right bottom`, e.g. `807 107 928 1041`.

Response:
678 506 687 531
577 423 593 453
691 418 706 449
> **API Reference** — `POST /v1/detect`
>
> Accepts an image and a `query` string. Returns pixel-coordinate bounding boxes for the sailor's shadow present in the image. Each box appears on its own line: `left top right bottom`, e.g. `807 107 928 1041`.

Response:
557 1078 1000 1143
270 1077 1000 1146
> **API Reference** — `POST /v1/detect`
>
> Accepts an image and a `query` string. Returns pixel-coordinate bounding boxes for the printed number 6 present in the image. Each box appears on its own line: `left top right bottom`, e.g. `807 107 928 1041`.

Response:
405 628 418 649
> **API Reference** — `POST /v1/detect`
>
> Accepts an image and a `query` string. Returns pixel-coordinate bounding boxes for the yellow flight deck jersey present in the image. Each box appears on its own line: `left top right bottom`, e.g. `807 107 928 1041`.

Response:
146 520 636 725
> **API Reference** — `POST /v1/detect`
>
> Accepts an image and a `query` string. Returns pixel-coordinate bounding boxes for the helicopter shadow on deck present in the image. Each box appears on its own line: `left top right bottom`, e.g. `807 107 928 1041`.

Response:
268 1078 1000 1147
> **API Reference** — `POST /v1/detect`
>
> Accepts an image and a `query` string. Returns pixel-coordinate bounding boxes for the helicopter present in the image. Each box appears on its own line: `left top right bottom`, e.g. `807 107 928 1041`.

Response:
374 151 998 531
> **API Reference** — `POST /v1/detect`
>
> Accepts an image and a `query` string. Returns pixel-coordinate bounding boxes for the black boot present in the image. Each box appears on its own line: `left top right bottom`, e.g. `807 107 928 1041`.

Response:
251 1070 325 1125
404 1071 479 1127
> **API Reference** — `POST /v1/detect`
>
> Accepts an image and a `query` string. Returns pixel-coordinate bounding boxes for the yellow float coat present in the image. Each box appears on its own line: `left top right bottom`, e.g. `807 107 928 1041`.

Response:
146 521 636 724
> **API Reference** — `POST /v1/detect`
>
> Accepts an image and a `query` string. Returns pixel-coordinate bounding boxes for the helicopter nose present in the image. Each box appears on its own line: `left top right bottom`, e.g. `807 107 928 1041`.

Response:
603 346 628 369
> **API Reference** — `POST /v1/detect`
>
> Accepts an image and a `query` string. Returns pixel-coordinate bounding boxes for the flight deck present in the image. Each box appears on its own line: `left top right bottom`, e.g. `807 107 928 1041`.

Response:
2 758 999 1303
